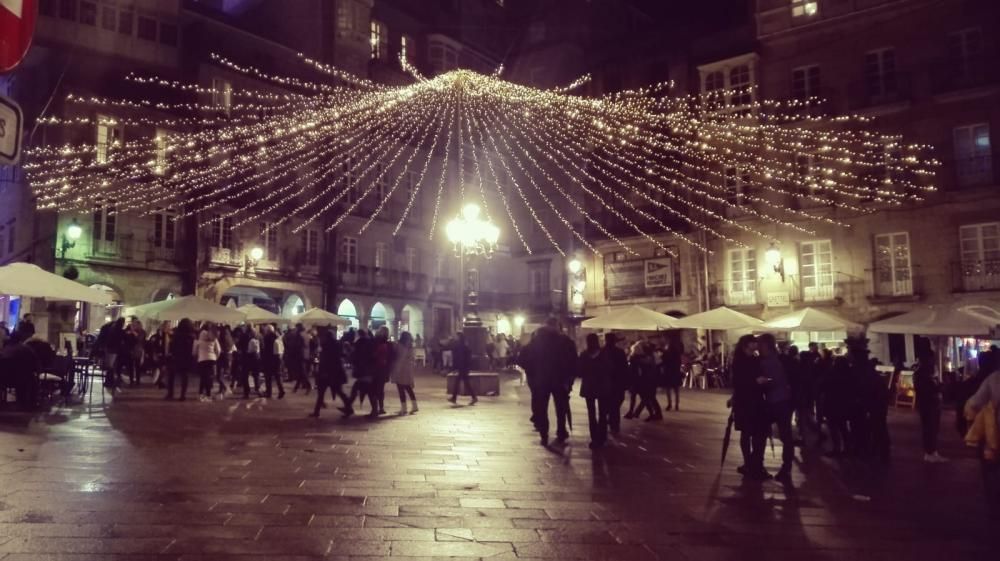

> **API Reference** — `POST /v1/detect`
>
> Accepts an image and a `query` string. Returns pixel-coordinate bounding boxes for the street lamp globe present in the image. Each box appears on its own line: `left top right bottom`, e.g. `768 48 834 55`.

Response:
765 243 782 270
250 246 265 261
445 202 499 255
568 258 582 274
66 223 83 241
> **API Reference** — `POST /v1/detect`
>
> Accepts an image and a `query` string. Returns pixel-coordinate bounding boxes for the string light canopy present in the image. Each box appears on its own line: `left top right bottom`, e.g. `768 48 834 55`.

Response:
25 54 938 257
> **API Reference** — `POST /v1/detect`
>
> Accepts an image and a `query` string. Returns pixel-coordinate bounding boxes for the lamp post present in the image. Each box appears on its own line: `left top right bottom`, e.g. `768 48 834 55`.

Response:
60 220 82 259
446 203 499 370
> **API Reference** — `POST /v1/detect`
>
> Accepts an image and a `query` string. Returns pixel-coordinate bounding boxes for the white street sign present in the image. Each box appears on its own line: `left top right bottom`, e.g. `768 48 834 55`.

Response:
0 94 23 165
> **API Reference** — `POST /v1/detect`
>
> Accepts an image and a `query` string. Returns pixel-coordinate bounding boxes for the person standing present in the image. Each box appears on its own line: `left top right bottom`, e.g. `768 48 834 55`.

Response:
261 324 285 399
601 333 628 435
217 325 235 395
631 341 663 422
13 314 35 344
915 349 947 463
243 326 262 399
348 329 375 415
312 328 351 417
165 318 195 401
578 334 613 449
193 325 221 402
448 332 477 405
147 323 170 388
128 318 147 386
104 318 126 391
731 334 769 480
758 333 796 482
286 324 310 393
370 326 394 417
663 338 683 411
391 331 419 414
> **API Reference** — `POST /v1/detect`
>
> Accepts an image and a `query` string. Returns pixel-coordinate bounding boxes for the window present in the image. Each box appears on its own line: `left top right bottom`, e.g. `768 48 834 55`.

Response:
724 166 751 206
428 39 459 74
864 48 897 98
953 124 992 186
729 65 752 107
370 20 388 60
59 0 77 21
405 247 418 274
79 1 97 25
301 229 319 266
960 223 1000 291
529 262 550 297
259 223 278 261
101 5 115 30
336 0 365 38
210 215 234 249
154 129 168 175
159 23 178 46
375 242 388 270
873 233 911 297
791 65 820 100
791 0 818 18
341 237 358 272
93 204 116 243
401 35 414 63
704 71 724 93
800 240 834 301
136 16 157 41
728 248 757 306
211 78 232 115
343 158 357 203
118 9 133 36
96 116 122 164
949 28 983 65
153 210 175 250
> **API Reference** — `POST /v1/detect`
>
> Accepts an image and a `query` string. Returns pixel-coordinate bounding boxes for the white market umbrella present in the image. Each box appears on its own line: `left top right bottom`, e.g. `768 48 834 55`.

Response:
868 301 1000 337
125 295 246 324
761 307 862 332
581 304 683 331
674 306 763 331
291 307 351 327
0 262 112 305
237 304 287 325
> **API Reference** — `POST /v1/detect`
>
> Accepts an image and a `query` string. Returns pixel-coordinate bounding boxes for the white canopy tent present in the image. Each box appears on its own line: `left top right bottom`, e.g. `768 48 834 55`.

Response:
868 302 1000 337
761 307 863 332
0 262 112 305
125 295 246 324
236 304 287 325
581 305 683 331
291 307 351 327
674 306 763 331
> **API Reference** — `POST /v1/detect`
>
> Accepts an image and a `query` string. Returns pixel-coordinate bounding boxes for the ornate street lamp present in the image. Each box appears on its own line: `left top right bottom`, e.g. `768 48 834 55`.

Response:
245 245 265 277
445 203 499 370
60 219 82 258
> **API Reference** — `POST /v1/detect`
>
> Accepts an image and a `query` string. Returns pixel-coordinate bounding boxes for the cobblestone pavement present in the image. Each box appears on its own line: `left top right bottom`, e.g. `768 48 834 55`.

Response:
0 371 994 560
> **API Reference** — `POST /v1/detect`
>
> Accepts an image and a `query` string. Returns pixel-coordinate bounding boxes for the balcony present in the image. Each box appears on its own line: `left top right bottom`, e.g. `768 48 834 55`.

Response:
208 246 241 267
846 73 911 111
802 283 836 303
338 263 431 296
83 235 179 266
956 260 1000 293
930 56 999 95
867 265 923 303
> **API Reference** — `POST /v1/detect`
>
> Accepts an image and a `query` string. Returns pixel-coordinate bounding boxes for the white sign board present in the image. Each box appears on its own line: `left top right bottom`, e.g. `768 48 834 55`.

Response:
644 257 673 288
766 291 790 308
0 94 23 165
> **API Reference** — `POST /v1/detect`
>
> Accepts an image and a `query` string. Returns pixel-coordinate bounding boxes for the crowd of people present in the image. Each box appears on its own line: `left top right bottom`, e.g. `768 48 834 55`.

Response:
86 317 426 419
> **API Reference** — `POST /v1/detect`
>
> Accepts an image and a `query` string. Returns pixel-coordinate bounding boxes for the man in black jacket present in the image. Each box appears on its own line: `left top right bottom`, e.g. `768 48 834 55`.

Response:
448 332 477 405
520 318 577 445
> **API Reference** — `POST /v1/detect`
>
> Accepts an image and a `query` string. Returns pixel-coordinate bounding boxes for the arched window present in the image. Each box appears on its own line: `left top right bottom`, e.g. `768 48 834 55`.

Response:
337 299 360 330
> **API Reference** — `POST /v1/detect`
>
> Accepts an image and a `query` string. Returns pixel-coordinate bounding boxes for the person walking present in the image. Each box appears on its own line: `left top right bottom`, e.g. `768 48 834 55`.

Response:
963 365 1000 519
731 334 769 480
631 341 663 422
601 333 629 435
242 326 262 399
758 333 796 482
663 338 683 411
348 329 375 416
165 318 195 401
261 324 285 399
287 324 310 393
448 332 477 405
519 319 576 445
312 328 351 417
147 322 170 388
217 325 235 395
623 340 643 419
193 325 221 402
578 334 613 449
371 326 394 417
391 331 419 414
914 348 947 463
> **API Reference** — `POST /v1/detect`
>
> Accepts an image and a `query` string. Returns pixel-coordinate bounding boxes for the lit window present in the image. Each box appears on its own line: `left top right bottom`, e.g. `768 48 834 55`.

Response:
96 115 122 165
341 237 358 272
401 34 414 63
210 215 234 250
211 78 232 115
727 248 757 306
791 0 818 18
953 124 992 186
873 232 912 296
864 48 897 98
153 209 176 250
259 223 278 262
301 229 319 266
375 242 388 270
370 20 388 60
800 240 834 301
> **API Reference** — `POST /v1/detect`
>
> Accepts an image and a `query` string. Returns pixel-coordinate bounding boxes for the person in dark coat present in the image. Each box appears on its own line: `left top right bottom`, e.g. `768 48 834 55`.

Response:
370 326 394 417
165 318 195 401
914 348 947 462
520 319 576 445
731 334 769 479
578 334 613 449
758 333 795 482
261 324 285 399
601 333 629 435
12 314 35 344
448 332 477 405
663 339 683 411
348 329 375 415
312 328 351 417
630 341 663 422
0 341 41 410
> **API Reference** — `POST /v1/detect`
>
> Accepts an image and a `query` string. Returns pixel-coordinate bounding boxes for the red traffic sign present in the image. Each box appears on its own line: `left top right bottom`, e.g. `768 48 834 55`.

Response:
0 0 36 73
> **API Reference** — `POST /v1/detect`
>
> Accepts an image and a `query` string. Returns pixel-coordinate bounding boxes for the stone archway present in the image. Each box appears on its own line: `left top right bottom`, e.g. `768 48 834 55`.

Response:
281 293 307 318
369 301 396 337
400 304 425 339
337 298 361 330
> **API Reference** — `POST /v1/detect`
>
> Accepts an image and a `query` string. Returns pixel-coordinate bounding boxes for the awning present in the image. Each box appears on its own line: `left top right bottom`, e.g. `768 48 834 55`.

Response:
291 308 351 327
580 304 683 331
674 306 763 331
125 295 246 324
236 304 288 325
0 262 112 305
868 301 1000 337
761 307 863 332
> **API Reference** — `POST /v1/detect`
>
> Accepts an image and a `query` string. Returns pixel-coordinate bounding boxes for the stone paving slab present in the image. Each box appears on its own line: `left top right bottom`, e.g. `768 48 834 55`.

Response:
0 371 996 560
